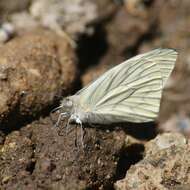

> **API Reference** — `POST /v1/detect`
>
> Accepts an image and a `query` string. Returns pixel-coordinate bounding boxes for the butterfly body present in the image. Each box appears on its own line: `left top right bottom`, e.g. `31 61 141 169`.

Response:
60 95 89 124
61 95 122 125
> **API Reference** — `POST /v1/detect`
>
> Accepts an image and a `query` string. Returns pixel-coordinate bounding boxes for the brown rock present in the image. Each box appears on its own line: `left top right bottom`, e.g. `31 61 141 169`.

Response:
106 7 153 53
0 131 34 189
137 0 190 126
145 133 187 157
0 114 126 189
158 113 190 138
115 133 190 190
82 4 155 86
30 0 98 38
0 0 30 15
0 29 77 128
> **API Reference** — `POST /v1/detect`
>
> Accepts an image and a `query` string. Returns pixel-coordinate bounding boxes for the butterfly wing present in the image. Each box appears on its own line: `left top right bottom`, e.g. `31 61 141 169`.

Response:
77 49 178 123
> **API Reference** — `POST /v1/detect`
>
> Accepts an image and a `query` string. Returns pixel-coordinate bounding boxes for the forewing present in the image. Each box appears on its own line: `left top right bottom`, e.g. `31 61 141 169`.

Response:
77 49 177 122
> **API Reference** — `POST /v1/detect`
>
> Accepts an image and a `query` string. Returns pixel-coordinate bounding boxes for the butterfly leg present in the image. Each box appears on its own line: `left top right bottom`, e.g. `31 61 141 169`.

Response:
80 122 84 148
54 112 68 128
66 117 72 134
59 117 73 136
75 118 85 148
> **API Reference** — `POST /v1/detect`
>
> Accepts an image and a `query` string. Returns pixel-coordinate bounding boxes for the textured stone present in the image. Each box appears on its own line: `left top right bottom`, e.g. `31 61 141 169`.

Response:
0 29 77 128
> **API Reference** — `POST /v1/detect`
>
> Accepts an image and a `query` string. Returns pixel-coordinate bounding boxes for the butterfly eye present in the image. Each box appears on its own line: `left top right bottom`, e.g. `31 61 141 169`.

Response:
66 98 73 107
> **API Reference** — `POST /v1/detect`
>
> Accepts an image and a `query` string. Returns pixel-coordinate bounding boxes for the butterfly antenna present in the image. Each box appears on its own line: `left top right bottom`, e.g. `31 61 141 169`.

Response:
50 105 63 124
51 105 63 114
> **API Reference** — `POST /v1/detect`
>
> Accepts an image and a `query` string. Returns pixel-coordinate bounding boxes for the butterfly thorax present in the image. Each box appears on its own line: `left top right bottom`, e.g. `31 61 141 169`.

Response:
61 95 89 124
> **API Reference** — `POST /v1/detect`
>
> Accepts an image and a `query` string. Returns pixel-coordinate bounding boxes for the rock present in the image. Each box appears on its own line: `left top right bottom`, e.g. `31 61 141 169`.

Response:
0 131 34 189
123 0 154 18
137 0 190 129
0 114 126 189
0 130 5 145
9 12 39 35
8 0 118 44
30 0 98 38
0 23 15 43
159 113 190 138
95 0 118 21
82 4 155 86
0 0 30 15
0 29 77 128
115 133 190 190
145 133 187 156
106 6 153 53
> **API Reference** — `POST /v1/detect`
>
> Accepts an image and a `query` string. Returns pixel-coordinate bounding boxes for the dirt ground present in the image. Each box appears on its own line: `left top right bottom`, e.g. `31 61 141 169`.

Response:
0 0 190 189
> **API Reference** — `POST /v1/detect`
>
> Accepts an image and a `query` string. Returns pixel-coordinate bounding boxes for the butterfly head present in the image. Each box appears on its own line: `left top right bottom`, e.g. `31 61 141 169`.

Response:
61 95 89 124
60 96 74 113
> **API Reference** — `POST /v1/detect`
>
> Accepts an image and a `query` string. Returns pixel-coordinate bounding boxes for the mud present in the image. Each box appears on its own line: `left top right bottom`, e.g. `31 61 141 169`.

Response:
1 113 126 190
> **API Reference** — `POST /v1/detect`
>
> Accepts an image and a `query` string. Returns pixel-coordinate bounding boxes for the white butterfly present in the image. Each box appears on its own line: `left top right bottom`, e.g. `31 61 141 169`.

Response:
56 49 178 127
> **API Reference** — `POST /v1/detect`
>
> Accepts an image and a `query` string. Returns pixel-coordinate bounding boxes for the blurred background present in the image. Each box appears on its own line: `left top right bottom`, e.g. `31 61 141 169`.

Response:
0 0 190 189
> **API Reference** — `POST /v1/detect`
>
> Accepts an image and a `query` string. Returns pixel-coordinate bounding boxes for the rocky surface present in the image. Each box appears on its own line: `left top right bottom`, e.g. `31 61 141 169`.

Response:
82 0 155 85
115 133 190 190
0 0 118 43
0 29 77 129
0 114 126 189
0 0 30 15
0 0 190 189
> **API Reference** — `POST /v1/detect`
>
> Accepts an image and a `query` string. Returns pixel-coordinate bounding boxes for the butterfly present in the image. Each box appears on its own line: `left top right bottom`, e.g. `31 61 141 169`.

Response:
55 48 178 128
